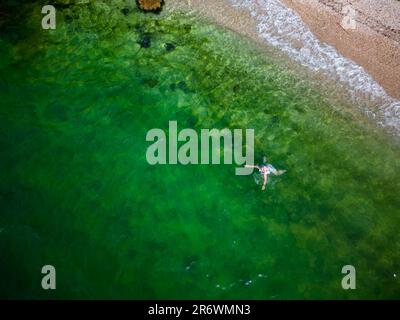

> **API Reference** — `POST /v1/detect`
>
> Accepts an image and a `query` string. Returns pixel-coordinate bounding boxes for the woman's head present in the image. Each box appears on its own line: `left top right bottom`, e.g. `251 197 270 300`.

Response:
263 156 267 164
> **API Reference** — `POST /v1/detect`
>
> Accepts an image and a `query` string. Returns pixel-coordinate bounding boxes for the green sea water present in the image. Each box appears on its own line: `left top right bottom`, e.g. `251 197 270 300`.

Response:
0 1 399 299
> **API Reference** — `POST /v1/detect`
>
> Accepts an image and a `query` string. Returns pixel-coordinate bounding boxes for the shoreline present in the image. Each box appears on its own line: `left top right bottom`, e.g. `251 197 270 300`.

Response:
167 0 400 99
166 0 400 136
281 0 400 100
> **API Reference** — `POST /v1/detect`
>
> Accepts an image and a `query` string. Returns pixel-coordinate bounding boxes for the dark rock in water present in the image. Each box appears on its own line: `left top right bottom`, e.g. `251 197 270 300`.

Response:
121 7 130 16
177 81 190 93
136 0 164 13
170 81 190 93
53 3 73 10
165 43 176 52
295 105 305 113
138 35 151 48
64 14 73 24
183 24 192 33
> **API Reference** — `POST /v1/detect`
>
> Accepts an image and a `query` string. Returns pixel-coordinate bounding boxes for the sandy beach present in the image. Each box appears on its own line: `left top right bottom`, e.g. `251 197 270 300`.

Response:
168 0 400 100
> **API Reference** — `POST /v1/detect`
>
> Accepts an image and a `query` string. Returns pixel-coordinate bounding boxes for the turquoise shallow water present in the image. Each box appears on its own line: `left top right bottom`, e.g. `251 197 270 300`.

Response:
0 1 399 299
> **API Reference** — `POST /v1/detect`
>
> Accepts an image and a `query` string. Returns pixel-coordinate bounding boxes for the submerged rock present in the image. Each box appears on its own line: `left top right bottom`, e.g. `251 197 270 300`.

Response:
64 14 73 24
271 115 279 123
121 7 130 16
170 81 190 93
233 84 240 93
138 35 151 48
136 0 164 13
53 2 73 10
177 81 190 93
164 43 176 52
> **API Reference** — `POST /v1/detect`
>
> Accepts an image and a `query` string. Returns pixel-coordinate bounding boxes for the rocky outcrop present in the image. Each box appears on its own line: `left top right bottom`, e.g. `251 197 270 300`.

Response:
137 0 164 13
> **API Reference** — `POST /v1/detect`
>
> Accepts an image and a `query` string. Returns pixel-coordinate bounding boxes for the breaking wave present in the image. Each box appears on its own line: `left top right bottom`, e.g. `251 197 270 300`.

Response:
228 0 400 136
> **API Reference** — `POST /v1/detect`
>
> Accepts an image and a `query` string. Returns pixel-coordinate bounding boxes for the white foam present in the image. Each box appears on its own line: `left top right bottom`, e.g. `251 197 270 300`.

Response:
228 0 400 136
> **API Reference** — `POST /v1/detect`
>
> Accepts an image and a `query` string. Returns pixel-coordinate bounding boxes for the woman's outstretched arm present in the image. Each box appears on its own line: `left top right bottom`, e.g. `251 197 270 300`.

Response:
245 165 259 169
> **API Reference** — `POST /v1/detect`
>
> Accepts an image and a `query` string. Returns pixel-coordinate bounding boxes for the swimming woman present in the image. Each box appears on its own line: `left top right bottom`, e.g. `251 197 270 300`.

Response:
245 157 286 191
